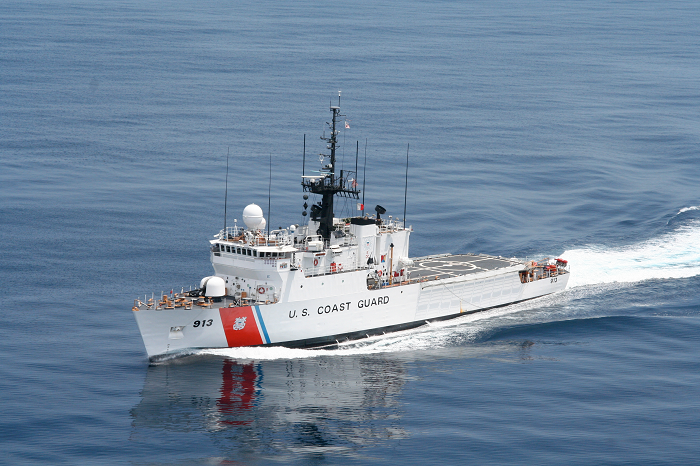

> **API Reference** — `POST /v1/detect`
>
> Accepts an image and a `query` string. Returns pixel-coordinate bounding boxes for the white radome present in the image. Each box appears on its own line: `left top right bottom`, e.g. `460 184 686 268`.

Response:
204 276 225 297
200 276 225 297
242 204 264 229
199 276 214 289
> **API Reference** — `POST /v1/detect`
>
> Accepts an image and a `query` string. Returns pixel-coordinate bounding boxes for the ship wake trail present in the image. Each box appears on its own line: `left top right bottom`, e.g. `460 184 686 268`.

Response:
675 205 700 216
560 220 700 288
197 300 565 361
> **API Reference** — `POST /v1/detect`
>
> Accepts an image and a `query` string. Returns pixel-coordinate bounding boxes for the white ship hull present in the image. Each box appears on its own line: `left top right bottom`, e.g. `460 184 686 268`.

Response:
134 259 569 360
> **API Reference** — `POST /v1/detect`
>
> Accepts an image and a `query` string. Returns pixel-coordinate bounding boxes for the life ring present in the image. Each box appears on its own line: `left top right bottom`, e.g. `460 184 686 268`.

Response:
313 258 319 266
377 270 383 277
257 286 265 294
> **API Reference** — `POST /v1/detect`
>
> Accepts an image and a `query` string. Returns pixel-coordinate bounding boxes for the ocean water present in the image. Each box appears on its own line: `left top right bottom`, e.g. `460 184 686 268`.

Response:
2 0 700 464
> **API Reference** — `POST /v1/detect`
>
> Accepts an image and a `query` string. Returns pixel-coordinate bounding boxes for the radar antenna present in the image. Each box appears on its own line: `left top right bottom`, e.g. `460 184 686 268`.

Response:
301 100 360 241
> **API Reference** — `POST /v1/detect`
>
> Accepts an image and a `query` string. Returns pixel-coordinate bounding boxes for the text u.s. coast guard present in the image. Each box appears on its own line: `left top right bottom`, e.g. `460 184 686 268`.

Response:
288 296 390 318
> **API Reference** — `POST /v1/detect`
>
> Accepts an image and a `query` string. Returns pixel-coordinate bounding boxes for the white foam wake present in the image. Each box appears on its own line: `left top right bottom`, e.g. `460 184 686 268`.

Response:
199 322 477 361
560 221 700 288
677 206 700 214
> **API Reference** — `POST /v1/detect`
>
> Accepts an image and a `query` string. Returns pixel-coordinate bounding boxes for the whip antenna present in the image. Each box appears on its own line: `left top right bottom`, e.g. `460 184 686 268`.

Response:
268 153 272 243
362 138 367 216
224 147 229 236
355 140 359 178
403 143 409 226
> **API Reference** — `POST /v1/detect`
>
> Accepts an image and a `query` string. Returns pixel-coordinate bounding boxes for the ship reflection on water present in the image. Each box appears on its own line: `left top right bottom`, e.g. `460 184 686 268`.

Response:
130 354 409 460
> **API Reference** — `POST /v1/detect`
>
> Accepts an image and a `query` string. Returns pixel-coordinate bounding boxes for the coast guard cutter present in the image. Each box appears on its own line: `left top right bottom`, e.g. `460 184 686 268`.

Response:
133 102 569 360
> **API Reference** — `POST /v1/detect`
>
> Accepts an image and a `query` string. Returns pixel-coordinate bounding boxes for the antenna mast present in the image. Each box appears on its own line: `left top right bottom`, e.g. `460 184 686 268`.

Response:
362 138 367 216
224 147 229 236
301 95 360 241
403 143 409 225
268 153 272 243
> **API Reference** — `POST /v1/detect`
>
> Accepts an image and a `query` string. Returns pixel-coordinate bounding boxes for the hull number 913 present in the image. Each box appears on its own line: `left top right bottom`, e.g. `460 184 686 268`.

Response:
193 320 213 327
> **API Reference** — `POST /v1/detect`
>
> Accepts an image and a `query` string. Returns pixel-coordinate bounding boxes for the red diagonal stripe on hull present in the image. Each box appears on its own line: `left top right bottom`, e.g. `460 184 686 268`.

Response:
219 306 264 347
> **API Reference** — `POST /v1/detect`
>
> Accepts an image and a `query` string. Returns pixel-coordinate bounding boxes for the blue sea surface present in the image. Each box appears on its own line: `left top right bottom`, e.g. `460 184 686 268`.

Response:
2 0 700 464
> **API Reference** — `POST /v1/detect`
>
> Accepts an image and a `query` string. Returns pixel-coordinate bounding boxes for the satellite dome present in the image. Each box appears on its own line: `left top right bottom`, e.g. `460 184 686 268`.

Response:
203 276 225 297
200 276 214 289
242 204 264 229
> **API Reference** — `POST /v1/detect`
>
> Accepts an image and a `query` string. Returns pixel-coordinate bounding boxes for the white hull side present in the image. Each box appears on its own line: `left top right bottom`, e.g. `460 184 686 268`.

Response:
416 267 568 319
134 270 569 359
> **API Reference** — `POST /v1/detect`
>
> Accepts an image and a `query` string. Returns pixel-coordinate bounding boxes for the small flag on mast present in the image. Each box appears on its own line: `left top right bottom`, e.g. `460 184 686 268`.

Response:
345 120 350 129
357 203 364 211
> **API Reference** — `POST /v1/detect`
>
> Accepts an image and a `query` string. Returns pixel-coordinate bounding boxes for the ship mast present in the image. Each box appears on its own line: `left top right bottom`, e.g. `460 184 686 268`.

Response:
301 96 360 241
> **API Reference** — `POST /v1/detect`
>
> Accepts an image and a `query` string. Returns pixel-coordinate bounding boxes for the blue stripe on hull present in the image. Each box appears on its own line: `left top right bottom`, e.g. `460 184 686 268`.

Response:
254 305 271 344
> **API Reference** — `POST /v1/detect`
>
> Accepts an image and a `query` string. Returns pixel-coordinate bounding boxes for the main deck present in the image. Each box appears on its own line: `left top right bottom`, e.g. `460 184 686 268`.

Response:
409 253 522 281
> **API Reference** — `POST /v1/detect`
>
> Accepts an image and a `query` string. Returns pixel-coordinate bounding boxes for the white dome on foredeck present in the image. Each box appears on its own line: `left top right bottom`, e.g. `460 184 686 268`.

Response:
201 276 225 297
243 203 264 229
200 276 214 289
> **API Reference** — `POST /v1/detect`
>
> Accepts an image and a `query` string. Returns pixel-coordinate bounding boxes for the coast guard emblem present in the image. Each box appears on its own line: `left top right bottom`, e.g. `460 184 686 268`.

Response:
232 316 247 331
